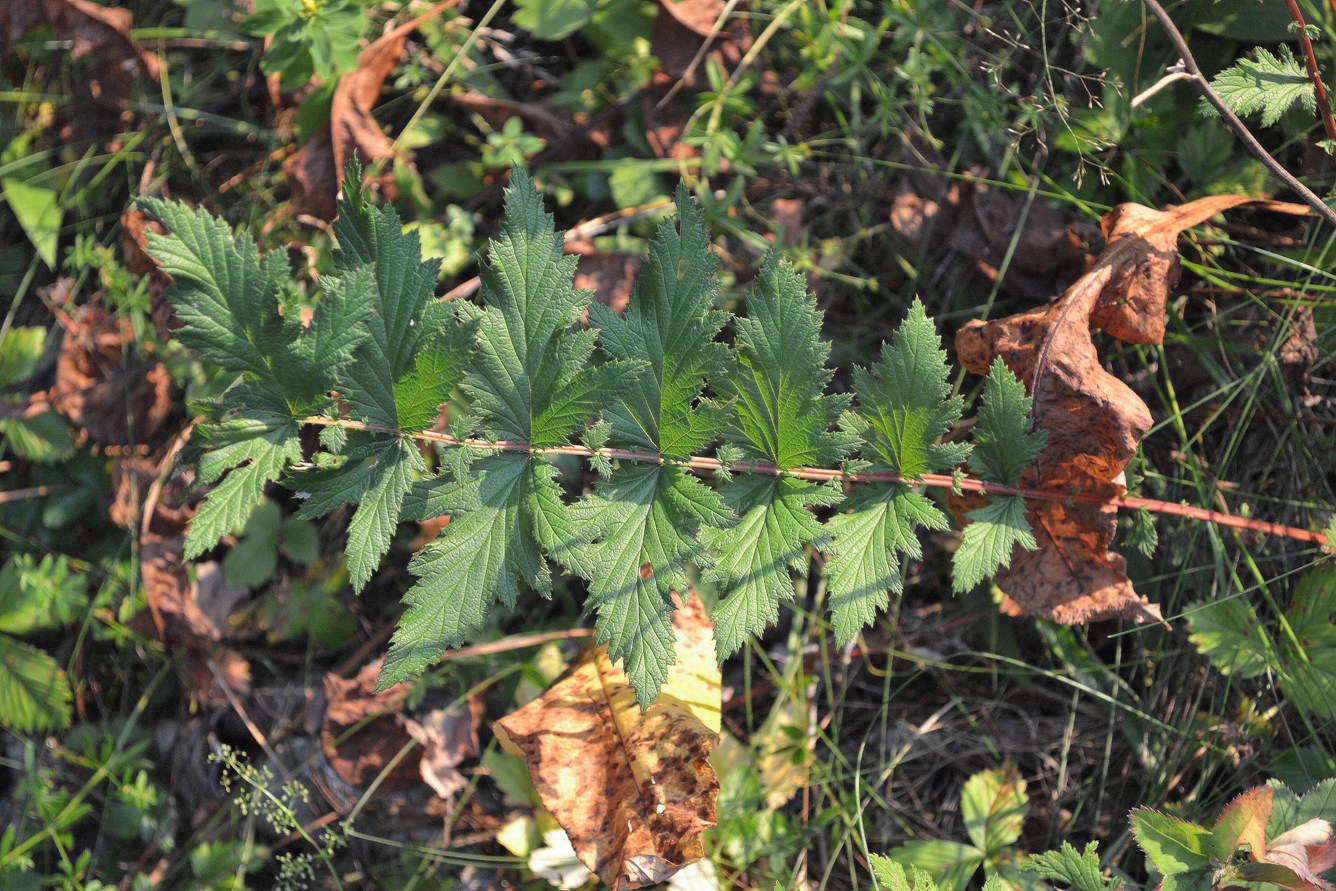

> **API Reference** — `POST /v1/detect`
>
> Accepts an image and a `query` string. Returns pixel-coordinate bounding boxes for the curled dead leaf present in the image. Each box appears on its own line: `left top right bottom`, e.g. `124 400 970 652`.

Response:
286 1 454 220
955 196 1308 624
493 594 720 891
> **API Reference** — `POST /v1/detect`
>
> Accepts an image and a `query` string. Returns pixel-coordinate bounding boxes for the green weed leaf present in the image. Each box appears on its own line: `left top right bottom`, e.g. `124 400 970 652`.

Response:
970 358 1045 487
1129 808 1213 875
383 169 634 690
1207 46 1314 128
1027 841 1114 891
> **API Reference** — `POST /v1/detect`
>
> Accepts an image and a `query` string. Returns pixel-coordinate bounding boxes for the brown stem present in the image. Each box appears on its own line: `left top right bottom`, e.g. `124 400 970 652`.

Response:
1282 0 1336 143
1140 0 1336 228
300 416 1334 548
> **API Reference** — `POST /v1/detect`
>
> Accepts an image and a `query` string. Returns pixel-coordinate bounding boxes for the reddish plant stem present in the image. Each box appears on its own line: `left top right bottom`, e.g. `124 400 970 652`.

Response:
1283 0 1336 143
302 416 1334 548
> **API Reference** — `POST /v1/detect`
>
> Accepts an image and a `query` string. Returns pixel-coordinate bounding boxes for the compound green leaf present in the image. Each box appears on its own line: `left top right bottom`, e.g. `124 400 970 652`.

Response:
705 252 855 659
0 635 71 733
381 453 545 688
1280 567 1336 720
571 184 734 703
706 475 842 659
184 417 301 559
952 496 1037 594
847 298 968 479
566 463 732 707
826 483 948 642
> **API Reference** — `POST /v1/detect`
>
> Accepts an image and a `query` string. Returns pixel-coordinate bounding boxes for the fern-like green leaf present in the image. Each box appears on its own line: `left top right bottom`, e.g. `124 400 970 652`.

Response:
1207 46 1315 128
705 252 855 659
143 188 373 558
952 496 1037 594
825 301 962 641
0 635 71 733
567 184 734 705
381 169 635 690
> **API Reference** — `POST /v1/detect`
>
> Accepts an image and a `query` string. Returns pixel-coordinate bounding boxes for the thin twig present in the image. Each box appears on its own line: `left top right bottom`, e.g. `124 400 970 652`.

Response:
300 416 1334 548
1282 0 1336 143
1140 0 1336 228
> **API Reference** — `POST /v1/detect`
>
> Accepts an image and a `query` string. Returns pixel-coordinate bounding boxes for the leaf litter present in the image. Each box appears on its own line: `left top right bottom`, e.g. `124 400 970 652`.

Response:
954 194 1309 623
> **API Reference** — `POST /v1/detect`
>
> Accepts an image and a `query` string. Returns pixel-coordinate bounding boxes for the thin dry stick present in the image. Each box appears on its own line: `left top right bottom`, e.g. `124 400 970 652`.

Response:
301 416 1334 548
1141 0 1336 228
1282 0 1336 143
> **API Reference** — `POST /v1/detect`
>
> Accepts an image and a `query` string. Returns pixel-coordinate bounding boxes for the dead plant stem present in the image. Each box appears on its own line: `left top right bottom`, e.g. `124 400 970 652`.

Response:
1140 0 1336 228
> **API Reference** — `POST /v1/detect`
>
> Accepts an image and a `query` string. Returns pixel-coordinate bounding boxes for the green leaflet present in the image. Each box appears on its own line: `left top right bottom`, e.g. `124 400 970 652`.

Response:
825 300 961 641
826 484 948 642
380 170 636 691
567 184 735 706
970 358 1045 487
1207 45 1314 128
952 358 1045 593
952 496 1037 594
705 252 855 660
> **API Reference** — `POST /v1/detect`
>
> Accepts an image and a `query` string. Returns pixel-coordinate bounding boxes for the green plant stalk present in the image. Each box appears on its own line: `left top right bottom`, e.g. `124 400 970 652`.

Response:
300 415 1334 548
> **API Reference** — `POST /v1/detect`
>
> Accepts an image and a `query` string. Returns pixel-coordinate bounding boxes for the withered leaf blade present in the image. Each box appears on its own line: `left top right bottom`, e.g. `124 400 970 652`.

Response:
493 594 720 891
955 196 1307 624
286 1 454 220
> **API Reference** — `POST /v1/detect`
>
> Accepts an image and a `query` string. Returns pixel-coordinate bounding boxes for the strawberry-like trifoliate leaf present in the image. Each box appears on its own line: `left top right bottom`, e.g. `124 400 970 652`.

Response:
824 301 962 641
705 253 855 659
380 169 635 691
568 184 734 705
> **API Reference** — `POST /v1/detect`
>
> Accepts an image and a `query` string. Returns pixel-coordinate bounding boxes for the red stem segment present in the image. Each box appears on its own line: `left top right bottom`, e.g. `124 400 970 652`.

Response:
302 417 1334 548
1283 0 1336 143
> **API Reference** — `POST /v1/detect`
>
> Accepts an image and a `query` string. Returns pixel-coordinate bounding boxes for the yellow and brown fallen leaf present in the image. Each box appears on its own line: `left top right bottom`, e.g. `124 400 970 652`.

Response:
493 593 720 891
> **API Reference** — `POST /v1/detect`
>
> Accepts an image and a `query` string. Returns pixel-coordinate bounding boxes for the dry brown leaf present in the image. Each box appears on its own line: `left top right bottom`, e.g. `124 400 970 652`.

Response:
286 1 454 220
955 196 1307 624
402 698 483 800
321 661 421 791
0 0 159 126
49 303 173 448
568 239 641 315
493 594 720 891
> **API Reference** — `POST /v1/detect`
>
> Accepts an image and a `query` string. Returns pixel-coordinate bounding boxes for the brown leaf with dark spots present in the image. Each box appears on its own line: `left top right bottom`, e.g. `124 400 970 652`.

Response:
494 594 720 891
286 1 455 220
955 196 1309 624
